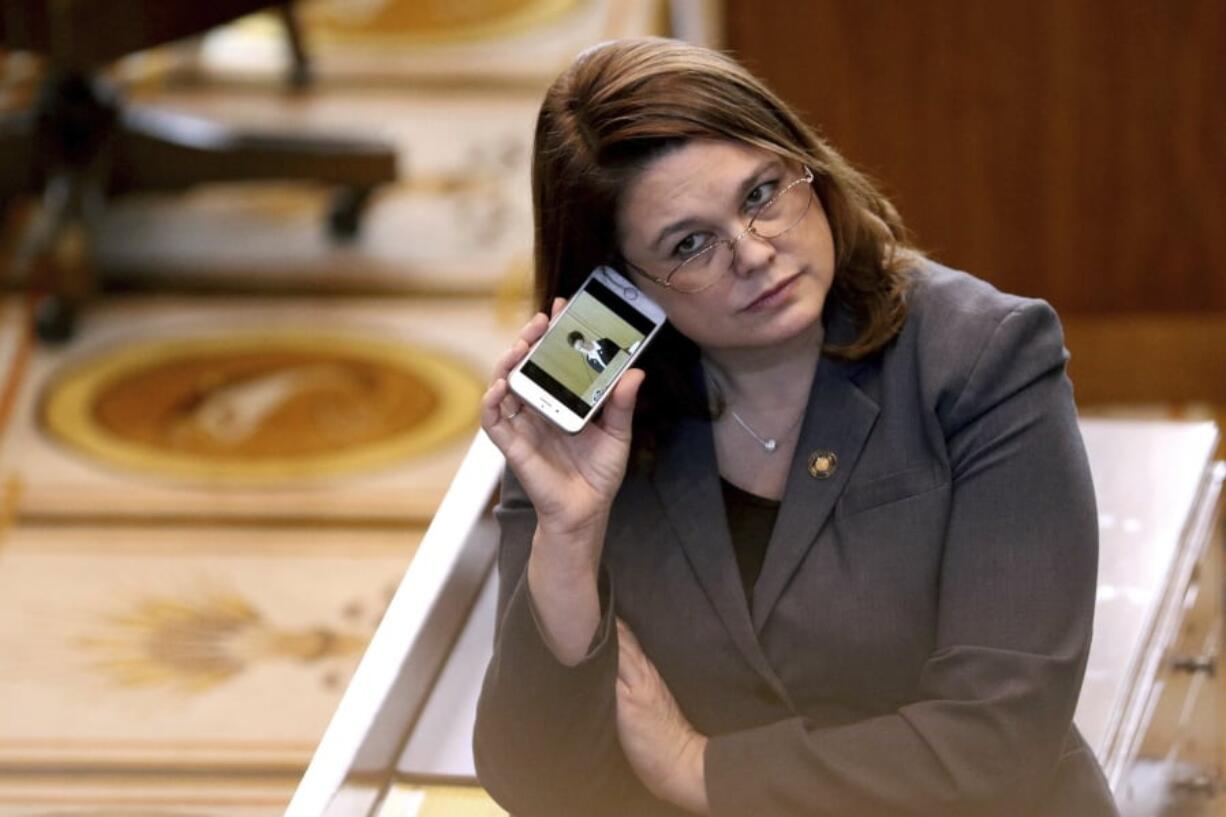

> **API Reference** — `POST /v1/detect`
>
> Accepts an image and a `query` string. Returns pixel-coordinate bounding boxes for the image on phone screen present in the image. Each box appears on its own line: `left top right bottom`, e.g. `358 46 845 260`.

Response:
518 277 656 418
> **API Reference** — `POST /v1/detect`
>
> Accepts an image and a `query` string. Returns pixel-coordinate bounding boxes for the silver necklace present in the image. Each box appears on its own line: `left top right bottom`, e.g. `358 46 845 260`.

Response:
728 409 803 453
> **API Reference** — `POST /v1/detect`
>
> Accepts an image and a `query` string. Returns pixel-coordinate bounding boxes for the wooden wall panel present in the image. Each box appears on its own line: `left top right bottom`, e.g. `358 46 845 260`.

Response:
725 0 1226 314
1062 314 1226 403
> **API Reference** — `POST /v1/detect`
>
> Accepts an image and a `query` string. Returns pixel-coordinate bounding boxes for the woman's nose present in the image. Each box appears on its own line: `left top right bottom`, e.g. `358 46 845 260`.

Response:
729 229 775 277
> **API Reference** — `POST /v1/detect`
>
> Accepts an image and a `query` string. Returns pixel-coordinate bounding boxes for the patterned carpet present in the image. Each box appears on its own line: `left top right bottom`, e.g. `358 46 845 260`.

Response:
0 292 518 815
0 2 665 813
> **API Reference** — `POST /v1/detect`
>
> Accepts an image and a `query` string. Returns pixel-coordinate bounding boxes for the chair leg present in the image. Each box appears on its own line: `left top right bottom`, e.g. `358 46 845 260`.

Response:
0 111 37 200
20 172 94 344
33 290 79 344
2 73 117 342
326 186 374 243
278 1 313 90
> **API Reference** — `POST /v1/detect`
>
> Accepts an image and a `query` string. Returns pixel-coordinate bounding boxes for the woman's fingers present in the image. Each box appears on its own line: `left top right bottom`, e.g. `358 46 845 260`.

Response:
498 390 524 422
485 300 573 438
598 369 645 441
617 617 643 649
493 338 530 382
618 643 642 687
489 302 564 385
489 311 551 387
489 300 568 415
518 310 551 346
481 376 528 435
480 378 511 430
617 618 649 687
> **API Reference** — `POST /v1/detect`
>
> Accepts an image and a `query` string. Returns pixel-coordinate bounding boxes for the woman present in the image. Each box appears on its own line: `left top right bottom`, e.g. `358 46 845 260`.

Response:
474 37 1116 817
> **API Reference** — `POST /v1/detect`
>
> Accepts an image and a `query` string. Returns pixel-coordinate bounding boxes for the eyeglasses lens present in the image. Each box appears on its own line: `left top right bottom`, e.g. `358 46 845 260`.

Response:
667 176 813 293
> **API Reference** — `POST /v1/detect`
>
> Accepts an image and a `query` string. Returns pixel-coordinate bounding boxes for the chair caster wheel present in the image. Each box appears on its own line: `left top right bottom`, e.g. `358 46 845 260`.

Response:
327 187 372 243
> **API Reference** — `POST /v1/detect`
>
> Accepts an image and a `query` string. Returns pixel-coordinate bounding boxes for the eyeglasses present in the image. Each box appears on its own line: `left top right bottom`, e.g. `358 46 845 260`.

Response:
624 166 815 294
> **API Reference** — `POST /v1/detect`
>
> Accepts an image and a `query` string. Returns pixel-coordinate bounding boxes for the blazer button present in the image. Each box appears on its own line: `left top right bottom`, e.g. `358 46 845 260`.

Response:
808 449 838 479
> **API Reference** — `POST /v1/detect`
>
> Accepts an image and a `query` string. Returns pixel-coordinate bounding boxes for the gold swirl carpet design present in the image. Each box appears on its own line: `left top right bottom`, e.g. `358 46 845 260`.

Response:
198 0 659 87
40 333 482 484
302 0 581 45
79 584 373 694
0 524 419 787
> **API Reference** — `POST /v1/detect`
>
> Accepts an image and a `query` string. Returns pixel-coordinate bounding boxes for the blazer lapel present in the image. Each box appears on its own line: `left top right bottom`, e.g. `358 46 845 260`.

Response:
651 415 794 704
750 353 880 634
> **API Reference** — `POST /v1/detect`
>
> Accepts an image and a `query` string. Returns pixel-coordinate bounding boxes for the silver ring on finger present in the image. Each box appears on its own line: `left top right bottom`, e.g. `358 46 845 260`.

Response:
502 406 521 421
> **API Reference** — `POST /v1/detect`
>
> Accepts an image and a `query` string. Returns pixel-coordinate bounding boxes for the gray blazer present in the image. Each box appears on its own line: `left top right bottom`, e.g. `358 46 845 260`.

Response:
474 263 1118 817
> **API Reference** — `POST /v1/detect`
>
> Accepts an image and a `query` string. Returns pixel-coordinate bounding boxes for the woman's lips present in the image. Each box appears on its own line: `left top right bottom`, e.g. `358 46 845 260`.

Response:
743 273 799 311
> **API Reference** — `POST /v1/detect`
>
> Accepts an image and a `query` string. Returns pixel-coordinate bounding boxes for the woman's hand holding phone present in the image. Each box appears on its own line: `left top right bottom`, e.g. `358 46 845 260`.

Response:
481 298 644 664
483 298 645 535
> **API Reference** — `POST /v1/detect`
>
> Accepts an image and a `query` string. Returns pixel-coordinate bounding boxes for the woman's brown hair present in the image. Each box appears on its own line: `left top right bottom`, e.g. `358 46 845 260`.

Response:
532 37 915 455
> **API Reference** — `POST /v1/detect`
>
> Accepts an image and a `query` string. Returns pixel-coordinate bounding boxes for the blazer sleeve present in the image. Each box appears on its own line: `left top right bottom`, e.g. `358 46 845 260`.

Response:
472 469 666 816
704 300 1101 817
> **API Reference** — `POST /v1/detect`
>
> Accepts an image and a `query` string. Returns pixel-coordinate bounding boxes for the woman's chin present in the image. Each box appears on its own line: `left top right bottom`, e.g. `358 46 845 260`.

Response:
749 285 828 344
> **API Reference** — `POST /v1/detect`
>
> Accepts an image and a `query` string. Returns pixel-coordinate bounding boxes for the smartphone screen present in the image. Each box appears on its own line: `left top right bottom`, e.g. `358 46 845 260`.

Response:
512 269 663 429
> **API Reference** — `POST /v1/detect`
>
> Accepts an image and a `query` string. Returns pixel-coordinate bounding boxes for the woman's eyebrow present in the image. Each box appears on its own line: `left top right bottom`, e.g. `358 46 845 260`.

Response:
649 159 781 252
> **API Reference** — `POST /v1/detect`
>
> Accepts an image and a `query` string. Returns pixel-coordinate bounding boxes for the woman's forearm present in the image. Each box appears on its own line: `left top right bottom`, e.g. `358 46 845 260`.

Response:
526 522 606 665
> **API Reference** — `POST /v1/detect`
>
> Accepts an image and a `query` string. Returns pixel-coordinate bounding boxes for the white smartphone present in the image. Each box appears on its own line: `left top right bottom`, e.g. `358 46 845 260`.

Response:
509 266 667 433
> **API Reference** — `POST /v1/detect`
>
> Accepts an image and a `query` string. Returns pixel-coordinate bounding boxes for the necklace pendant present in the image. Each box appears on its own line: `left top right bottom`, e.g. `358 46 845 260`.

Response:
728 408 788 454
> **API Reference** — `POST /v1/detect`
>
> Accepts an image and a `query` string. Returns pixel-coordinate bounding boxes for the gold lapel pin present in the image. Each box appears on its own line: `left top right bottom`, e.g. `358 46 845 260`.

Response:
808 449 838 479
